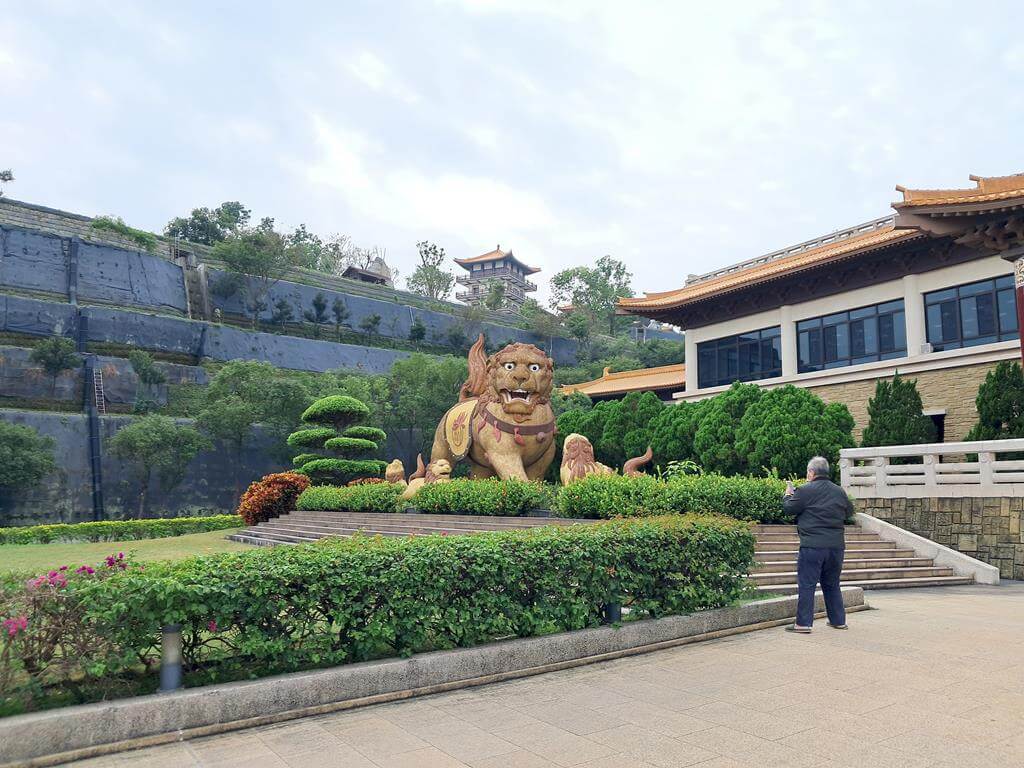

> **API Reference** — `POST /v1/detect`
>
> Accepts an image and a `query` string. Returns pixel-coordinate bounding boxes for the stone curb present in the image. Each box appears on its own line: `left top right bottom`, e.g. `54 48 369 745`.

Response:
855 512 1000 584
0 588 866 767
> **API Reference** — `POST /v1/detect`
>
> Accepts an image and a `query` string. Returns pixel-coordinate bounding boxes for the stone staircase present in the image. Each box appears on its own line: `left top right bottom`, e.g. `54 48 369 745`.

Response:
750 524 974 593
228 510 593 546
229 514 974 592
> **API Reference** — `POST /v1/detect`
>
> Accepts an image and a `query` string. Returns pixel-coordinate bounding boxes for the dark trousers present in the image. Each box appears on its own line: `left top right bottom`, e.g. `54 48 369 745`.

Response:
796 546 845 627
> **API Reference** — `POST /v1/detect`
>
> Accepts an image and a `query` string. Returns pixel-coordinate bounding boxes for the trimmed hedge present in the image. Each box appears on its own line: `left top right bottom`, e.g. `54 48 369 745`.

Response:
0 515 242 545
296 483 403 513
300 395 369 425
296 458 387 485
556 473 792 523
664 474 789 524
292 453 321 468
412 479 550 517
556 475 670 519
323 437 379 455
0 515 754 712
343 426 387 443
286 427 337 449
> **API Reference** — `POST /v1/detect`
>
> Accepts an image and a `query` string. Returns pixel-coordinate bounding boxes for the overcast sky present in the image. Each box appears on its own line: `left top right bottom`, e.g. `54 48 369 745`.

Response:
3 1 1023 304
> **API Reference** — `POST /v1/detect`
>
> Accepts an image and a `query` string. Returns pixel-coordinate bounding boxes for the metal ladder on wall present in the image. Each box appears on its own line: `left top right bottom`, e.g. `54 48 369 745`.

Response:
92 368 106 415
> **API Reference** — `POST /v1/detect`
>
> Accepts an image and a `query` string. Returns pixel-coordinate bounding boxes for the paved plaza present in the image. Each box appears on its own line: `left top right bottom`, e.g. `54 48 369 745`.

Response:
63 584 1024 768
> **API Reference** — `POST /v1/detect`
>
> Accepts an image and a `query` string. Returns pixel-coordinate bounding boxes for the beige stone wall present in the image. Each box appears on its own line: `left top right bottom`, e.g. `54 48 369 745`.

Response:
806 360 1000 443
858 496 1024 580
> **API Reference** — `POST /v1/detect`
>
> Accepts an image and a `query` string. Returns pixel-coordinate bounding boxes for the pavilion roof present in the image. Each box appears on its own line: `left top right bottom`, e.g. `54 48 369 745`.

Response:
454 247 541 274
561 363 685 398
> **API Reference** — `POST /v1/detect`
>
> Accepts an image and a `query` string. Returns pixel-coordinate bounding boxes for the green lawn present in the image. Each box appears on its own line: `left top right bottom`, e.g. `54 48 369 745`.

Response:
0 529 254 574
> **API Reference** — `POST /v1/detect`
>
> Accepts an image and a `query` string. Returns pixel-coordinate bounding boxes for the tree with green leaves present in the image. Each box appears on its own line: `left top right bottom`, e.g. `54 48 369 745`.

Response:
128 350 166 413
109 415 210 517
564 311 595 358
735 385 855 477
693 382 762 475
211 220 302 327
406 241 455 300
29 336 80 397
164 201 250 245
0 422 56 497
304 292 329 339
331 297 350 340
288 395 386 485
649 399 709 469
359 313 381 343
595 391 665 468
385 353 468 455
271 298 294 331
548 255 633 335
862 374 936 448
483 280 506 310
966 361 1024 442
409 317 427 343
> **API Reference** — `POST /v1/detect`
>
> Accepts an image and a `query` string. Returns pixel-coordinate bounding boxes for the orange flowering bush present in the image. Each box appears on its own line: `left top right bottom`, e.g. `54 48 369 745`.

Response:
236 472 310 526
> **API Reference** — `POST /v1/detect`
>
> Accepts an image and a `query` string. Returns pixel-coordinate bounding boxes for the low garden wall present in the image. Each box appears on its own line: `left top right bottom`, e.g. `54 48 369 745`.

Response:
855 497 1024 580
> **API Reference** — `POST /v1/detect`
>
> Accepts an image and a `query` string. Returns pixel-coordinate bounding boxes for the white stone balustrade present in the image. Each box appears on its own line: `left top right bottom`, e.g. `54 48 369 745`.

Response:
840 439 1024 498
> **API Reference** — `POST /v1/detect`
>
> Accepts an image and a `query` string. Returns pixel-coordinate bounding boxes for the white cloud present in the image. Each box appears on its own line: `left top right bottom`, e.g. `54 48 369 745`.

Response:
344 51 420 104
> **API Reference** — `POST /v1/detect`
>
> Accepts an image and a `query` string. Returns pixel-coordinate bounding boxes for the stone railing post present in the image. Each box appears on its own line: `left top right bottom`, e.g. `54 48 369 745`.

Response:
923 454 937 492
978 451 995 491
872 456 888 497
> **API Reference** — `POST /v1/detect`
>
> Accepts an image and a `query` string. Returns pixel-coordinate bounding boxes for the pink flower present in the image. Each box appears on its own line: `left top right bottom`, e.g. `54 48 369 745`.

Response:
2 616 28 638
75 565 96 575
208 620 218 633
59 565 68 571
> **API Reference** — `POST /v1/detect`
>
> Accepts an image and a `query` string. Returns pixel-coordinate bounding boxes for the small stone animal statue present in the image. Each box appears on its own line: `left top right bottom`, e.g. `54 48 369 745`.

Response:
559 434 654 486
386 454 453 500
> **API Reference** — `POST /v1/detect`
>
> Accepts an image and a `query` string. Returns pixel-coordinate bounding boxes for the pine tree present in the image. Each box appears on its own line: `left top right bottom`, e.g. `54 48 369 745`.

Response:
965 361 1024 441
861 374 936 447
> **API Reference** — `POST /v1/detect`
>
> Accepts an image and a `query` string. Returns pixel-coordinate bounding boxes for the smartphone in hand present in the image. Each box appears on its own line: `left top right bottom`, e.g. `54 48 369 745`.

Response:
784 481 795 496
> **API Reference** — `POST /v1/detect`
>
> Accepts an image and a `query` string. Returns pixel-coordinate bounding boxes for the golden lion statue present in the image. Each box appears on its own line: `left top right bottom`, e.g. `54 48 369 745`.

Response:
387 455 453 500
429 335 557 481
560 433 654 486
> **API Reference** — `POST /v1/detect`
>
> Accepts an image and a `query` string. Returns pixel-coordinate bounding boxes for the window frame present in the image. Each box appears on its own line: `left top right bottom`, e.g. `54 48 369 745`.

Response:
796 299 907 374
924 275 1017 352
696 326 782 389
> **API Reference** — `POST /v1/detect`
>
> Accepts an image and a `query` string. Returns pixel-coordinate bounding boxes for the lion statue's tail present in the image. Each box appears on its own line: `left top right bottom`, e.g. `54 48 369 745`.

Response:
623 446 654 477
409 453 427 480
458 333 488 402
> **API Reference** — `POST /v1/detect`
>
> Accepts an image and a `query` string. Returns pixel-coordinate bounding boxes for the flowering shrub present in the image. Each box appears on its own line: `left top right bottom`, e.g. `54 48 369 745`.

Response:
296 482 402 513
1 515 752 713
236 472 311 526
411 479 550 517
0 515 242 545
0 553 144 714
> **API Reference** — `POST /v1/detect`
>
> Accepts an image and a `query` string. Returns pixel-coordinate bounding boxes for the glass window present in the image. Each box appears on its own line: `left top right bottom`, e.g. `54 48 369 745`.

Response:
697 326 782 388
797 300 907 373
924 276 1018 351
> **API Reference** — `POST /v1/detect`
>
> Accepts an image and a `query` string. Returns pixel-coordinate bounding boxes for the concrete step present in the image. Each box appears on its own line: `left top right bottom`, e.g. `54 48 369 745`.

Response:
288 511 582 526
262 521 525 538
754 547 915 562
276 515 570 532
755 532 881 542
758 575 975 594
756 539 897 552
749 566 956 586
751 557 935 574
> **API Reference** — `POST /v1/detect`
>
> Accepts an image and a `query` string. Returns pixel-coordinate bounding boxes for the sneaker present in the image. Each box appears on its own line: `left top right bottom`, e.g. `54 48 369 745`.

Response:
785 625 812 634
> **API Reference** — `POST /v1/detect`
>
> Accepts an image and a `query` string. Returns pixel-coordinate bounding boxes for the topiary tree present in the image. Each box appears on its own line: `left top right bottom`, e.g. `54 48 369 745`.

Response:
288 395 387 485
0 422 56 498
966 361 1024 441
861 373 936 448
693 382 762 475
734 385 855 477
649 399 709 469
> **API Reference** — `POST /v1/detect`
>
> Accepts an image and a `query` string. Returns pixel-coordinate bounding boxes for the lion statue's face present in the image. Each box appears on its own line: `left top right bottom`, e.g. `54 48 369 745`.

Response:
425 459 452 483
485 343 553 417
385 459 406 484
562 433 599 481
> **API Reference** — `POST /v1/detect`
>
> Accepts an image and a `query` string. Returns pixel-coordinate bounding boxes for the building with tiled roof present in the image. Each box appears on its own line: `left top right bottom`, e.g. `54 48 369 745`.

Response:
455 246 539 313
561 363 686 401
618 173 1024 442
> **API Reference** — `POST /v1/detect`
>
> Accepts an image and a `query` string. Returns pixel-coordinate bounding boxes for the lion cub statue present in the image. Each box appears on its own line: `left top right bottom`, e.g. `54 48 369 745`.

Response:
560 433 653 486
386 455 453 501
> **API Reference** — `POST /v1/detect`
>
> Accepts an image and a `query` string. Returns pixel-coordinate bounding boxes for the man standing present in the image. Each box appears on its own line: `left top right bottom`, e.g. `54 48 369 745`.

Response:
782 456 852 633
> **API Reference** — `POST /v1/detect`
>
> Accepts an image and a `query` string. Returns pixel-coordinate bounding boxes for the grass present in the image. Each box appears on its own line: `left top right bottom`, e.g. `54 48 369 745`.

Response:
0 528 252 574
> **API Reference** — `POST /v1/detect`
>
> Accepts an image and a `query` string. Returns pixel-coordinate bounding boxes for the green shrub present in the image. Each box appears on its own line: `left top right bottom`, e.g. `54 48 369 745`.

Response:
0 515 753 712
236 472 310 526
296 458 387 485
296 483 402 513
0 422 56 494
300 395 370 425
0 515 242 545
323 437 378 455
966 361 1024 441
291 453 321 467
862 374 936 448
286 427 337 449
343 426 387 443
595 391 664 468
649 399 709 468
412 479 549 516
556 475 670 519
664 474 789 523
693 382 762 475
90 215 158 252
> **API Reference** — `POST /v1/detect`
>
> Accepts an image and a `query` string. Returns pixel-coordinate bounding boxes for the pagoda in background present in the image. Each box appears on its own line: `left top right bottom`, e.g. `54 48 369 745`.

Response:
454 245 539 313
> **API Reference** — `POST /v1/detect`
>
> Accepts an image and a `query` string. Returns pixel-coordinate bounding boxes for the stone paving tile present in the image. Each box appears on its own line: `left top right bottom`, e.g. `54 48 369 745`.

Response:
60 584 1024 768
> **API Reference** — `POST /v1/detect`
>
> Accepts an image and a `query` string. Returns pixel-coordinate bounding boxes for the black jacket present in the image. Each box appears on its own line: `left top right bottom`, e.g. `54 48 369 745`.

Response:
782 477 852 549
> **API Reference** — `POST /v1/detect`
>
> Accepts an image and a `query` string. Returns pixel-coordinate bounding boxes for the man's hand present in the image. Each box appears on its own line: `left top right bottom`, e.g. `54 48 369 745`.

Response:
784 481 795 497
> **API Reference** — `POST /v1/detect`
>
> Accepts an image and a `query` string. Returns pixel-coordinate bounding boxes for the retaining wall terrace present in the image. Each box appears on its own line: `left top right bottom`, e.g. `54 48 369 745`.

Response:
855 496 1024 580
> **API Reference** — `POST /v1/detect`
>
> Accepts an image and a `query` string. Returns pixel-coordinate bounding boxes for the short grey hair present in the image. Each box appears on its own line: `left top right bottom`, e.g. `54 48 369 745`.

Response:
807 456 830 478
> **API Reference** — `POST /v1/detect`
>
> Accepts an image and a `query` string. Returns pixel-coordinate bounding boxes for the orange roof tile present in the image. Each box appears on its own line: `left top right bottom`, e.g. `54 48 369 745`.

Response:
618 225 921 312
561 363 685 397
894 173 1024 208
454 247 540 274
